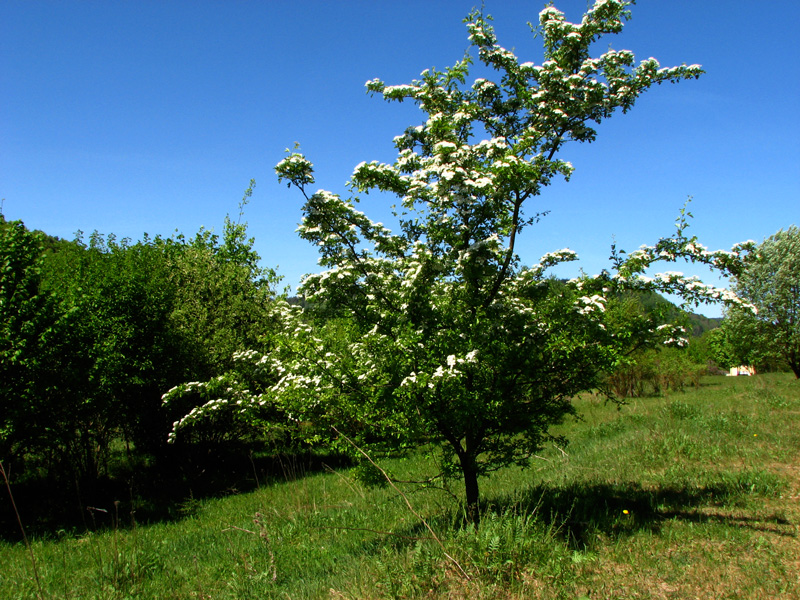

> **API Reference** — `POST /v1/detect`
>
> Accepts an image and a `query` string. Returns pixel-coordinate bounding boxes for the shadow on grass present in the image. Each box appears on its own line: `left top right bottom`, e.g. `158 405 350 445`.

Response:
479 475 794 549
0 443 353 542
332 472 793 567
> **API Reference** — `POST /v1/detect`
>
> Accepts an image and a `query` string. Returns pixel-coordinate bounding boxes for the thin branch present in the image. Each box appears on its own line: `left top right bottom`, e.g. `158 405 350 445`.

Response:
332 426 471 580
483 189 527 308
1 462 44 600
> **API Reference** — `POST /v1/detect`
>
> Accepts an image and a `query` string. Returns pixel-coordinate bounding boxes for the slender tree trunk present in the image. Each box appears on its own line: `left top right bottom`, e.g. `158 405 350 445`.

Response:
442 427 482 526
461 459 481 527
787 347 800 378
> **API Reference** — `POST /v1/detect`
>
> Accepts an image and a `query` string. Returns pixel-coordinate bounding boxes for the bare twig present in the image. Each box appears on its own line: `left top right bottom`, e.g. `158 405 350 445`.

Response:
0 461 45 600
331 427 470 580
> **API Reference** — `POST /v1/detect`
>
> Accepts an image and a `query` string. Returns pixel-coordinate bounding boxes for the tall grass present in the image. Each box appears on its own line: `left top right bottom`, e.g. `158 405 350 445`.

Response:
1 373 798 599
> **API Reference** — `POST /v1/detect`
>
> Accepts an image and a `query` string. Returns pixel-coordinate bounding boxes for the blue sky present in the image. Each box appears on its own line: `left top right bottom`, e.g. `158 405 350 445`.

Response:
2 1 798 317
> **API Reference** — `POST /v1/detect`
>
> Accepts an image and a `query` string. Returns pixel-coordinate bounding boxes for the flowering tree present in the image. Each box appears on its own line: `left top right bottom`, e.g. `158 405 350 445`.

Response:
168 1 755 521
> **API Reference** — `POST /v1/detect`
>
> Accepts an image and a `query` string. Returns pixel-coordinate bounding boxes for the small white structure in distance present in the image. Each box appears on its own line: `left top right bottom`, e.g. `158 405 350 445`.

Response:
728 365 756 376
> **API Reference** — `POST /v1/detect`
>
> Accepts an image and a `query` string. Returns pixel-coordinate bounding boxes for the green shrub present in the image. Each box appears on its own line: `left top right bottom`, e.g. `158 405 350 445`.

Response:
606 348 706 398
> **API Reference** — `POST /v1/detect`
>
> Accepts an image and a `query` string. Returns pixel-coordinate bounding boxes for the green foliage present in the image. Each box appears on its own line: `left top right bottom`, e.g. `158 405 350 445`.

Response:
715 307 777 371
2 186 281 485
685 311 722 337
41 232 200 461
704 326 735 370
684 327 717 369
728 226 800 377
0 215 72 467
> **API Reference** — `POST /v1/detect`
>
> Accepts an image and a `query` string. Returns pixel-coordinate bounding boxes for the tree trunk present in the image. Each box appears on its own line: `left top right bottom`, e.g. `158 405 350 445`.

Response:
461 459 481 527
787 346 800 378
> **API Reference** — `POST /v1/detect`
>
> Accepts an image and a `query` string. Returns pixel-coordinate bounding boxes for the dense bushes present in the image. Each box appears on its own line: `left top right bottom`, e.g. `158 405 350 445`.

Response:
0 218 75 475
0 194 281 487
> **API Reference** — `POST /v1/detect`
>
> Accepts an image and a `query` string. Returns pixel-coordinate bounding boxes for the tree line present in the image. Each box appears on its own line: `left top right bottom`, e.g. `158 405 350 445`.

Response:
1 184 281 492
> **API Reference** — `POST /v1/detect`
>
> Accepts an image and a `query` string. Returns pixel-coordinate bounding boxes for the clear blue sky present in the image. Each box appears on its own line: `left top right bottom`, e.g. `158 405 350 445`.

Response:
2 1 798 317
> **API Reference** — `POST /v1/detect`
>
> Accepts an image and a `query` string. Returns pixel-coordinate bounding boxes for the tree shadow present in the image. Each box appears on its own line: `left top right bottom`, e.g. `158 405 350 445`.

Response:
0 443 353 541
480 476 794 549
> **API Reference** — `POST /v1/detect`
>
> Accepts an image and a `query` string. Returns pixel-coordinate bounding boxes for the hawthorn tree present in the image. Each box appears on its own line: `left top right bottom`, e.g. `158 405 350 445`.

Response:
168 1 755 521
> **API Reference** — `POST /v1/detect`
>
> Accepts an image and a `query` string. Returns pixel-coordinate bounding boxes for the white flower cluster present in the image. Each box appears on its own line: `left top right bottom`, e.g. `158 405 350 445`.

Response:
400 350 479 389
163 370 275 443
161 380 206 404
382 84 419 99
457 234 502 268
611 231 757 312
512 249 579 286
617 270 755 312
275 153 315 188
575 294 606 315
655 324 690 348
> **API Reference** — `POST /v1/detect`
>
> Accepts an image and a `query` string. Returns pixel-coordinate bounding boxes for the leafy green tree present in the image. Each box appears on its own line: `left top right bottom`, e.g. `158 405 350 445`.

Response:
170 1 755 521
26 185 279 474
1 182 281 486
728 226 800 377
0 216 68 465
704 326 734 370
166 182 280 376
711 308 760 370
37 231 190 470
685 327 715 368
0 217 104 478
157 185 284 449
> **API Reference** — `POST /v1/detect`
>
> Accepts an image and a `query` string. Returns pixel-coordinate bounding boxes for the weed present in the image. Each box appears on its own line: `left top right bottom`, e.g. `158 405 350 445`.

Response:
665 399 700 421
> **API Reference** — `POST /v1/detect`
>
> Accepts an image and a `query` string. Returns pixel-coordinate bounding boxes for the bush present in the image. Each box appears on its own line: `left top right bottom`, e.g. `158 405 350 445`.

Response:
606 348 706 398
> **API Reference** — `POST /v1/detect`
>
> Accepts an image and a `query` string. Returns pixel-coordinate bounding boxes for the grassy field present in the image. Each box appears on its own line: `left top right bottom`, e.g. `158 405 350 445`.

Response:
1 373 798 599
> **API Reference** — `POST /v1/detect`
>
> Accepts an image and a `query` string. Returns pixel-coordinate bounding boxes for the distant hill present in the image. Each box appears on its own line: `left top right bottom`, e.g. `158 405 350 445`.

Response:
684 312 723 337
618 289 722 337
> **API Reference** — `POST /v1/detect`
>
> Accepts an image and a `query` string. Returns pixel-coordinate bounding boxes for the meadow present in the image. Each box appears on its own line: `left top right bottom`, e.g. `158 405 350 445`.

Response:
2 373 798 599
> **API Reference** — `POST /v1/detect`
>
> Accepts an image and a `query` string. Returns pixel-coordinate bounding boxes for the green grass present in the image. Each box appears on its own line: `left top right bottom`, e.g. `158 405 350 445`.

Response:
2 373 799 599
